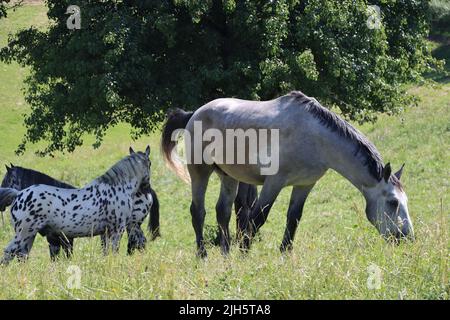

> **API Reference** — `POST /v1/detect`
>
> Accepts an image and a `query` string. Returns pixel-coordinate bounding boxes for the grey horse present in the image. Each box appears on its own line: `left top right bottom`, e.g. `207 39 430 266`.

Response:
161 91 414 257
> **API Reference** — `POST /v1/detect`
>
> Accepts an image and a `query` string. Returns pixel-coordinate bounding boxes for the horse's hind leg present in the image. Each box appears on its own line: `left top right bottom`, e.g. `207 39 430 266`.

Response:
216 175 238 255
2 231 38 264
110 230 124 253
280 184 315 252
240 177 286 250
234 183 257 241
188 164 213 258
2 212 44 264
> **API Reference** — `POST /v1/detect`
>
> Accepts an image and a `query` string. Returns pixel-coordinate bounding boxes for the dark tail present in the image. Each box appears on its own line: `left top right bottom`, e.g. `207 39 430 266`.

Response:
161 108 194 182
0 188 19 212
148 187 161 240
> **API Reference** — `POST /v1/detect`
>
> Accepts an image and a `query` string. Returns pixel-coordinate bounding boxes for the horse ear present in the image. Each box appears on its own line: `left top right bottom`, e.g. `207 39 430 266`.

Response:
5 164 10 172
383 163 392 182
394 163 405 180
10 163 14 168
129 147 135 155
145 145 151 157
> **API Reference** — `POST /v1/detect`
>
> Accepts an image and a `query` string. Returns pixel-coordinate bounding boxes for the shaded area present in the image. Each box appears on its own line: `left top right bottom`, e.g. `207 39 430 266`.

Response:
425 40 450 84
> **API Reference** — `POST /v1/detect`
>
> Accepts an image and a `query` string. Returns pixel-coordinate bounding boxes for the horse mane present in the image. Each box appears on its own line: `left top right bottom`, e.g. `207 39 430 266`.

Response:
10 166 75 190
288 91 385 182
95 153 146 186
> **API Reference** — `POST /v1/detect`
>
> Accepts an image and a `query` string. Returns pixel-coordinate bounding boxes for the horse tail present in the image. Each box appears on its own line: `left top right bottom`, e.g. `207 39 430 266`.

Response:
161 108 194 183
0 188 19 211
148 187 161 240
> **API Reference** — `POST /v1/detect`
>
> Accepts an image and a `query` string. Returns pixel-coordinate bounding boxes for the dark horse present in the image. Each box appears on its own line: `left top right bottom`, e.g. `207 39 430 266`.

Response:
0 163 161 259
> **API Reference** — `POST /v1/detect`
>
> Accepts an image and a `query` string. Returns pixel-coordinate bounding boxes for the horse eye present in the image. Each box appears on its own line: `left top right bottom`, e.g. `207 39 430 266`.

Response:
388 199 399 207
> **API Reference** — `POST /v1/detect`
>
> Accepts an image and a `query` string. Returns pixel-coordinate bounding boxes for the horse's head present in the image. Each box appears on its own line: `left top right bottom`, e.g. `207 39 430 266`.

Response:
1 164 18 211
365 163 414 241
129 146 152 194
1 164 19 189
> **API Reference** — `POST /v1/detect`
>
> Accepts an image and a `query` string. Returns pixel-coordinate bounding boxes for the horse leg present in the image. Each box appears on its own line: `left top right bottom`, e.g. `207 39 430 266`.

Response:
2 233 37 264
110 226 125 254
134 225 146 251
216 175 238 255
127 224 146 255
240 177 285 250
2 219 40 264
127 224 138 255
47 235 61 261
148 188 161 240
234 183 258 241
61 236 74 258
280 184 315 252
101 233 109 255
188 165 213 258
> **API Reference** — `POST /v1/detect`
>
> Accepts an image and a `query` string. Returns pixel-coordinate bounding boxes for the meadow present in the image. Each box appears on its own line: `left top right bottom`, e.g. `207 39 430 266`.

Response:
0 4 448 299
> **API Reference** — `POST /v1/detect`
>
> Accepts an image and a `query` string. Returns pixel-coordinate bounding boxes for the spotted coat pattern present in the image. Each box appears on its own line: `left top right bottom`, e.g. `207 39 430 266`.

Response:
1 149 151 264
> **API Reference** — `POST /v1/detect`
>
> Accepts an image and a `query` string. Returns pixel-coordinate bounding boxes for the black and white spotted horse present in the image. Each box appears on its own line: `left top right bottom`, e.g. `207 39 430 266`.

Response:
0 146 152 264
0 163 161 258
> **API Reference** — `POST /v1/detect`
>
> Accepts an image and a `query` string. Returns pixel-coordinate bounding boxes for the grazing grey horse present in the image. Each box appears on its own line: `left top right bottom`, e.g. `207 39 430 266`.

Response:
0 164 161 258
161 91 414 257
0 147 151 264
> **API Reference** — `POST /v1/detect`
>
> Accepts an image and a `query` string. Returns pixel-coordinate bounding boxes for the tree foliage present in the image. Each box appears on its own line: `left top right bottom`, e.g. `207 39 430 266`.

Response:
1 0 15 19
0 0 441 155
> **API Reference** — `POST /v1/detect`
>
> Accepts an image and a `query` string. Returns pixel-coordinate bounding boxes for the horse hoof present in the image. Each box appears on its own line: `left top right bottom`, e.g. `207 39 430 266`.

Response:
279 242 293 253
151 232 161 241
197 248 208 259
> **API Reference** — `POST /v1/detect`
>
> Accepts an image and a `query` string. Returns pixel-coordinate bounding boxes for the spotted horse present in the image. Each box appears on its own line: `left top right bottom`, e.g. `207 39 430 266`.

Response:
0 146 152 264
0 162 160 258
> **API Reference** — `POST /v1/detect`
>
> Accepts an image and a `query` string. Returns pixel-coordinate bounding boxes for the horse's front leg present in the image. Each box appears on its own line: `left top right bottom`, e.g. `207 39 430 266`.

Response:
110 227 125 253
101 233 109 255
101 227 124 254
127 224 147 255
280 184 315 252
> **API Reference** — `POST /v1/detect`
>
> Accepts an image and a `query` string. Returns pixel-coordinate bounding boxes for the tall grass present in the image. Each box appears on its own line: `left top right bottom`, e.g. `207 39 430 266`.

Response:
0 4 448 299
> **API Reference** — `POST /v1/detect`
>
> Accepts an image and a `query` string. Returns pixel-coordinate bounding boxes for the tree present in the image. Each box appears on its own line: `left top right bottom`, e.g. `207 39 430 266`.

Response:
0 1 10 19
0 0 441 155
1 0 22 19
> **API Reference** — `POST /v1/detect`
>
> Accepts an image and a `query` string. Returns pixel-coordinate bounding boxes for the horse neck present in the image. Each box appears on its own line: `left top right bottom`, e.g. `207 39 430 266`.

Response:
91 165 143 195
322 137 380 193
17 168 75 189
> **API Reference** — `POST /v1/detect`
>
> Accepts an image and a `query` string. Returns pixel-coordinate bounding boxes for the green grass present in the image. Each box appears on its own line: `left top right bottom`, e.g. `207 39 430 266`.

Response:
0 5 448 300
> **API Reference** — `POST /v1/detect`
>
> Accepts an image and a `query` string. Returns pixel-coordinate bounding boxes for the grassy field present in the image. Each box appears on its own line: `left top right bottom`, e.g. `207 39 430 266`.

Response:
0 4 448 299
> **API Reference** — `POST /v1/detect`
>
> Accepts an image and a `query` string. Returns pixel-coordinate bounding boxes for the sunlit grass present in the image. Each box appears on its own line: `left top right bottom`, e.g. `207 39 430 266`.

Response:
0 4 448 299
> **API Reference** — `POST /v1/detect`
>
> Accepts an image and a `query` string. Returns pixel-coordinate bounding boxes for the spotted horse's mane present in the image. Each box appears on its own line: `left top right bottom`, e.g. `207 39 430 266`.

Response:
94 152 148 186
